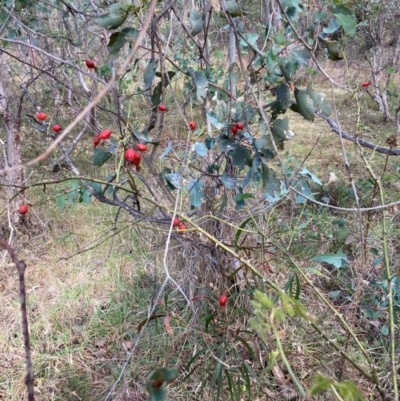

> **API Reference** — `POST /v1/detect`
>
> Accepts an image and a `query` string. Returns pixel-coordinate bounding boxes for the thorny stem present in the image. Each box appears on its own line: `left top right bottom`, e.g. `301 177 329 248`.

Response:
0 237 34 401
362 157 398 400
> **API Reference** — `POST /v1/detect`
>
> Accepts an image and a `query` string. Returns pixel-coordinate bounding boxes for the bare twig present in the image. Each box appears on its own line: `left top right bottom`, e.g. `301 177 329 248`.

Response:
0 237 34 401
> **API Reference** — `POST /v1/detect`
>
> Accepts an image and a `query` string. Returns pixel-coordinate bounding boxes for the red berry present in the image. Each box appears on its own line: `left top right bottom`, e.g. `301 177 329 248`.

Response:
98 130 112 140
37 112 46 121
231 125 239 135
86 59 96 69
362 81 370 88
218 293 228 307
52 124 61 133
93 136 100 147
177 222 186 233
172 217 180 227
18 204 29 215
236 122 244 130
124 148 141 166
137 143 148 152
189 121 197 131
158 104 167 112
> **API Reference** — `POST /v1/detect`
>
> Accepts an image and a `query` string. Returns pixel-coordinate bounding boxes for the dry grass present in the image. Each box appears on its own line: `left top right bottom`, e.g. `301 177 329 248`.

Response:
1 76 400 401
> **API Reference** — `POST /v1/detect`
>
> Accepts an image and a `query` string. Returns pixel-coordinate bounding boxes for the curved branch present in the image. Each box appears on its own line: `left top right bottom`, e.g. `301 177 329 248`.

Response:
316 110 400 156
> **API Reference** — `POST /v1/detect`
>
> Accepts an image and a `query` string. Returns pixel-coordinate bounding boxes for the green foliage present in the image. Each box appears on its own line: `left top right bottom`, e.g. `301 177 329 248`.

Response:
146 367 178 401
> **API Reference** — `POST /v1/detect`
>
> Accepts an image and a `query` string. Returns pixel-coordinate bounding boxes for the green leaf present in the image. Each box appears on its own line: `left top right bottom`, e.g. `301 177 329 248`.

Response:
93 4 130 30
261 164 281 200
335 380 366 401
318 35 344 60
332 5 357 35
294 179 313 204
274 32 287 45
151 71 176 107
231 144 252 169
90 182 102 194
281 0 302 13
93 148 112 166
144 60 157 90
299 166 322 185
271 83 290 115
146 367 179 401
108 27 138 56
220 173 237 189
220 1 243 18
81 189 92 204
206 111 225 129
190 10 204 36
271 117 295 148
306 86 332 116
193 142 208 157
133 130 160 145
188 180 205 208
193 71 208 101
234 217 252 248
312 249 348 269
293 88 315 121
239 32 258 47
56 195 67 209
165 173 181 189
310 374 333 395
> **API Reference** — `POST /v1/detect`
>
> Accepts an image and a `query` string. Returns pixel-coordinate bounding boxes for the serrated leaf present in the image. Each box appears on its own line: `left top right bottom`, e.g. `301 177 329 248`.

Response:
133 130 160 145
231 144 252 169
306 86 332 116
93 3 129 30
323 19 340 34
335 380 366 401
108 27 138 56
310 374 333 395
206 111 225 129
261 163 281 199
299 166 322 185
144 60 157 90
81 189 92 204
165 173 181 189
295 179 313 204
220 1 243 18
220 173 237 189
56 195 66 209
319 35 344 60
93 148 112 166
239 32 258 47
271 83 290 115
188 180 205 208
294 88 315 121
312 249 348 269
271 117 295 148
151 71 176 106
190 10 204 36
332 5 356 35
193 71 208 101
193 142 208 157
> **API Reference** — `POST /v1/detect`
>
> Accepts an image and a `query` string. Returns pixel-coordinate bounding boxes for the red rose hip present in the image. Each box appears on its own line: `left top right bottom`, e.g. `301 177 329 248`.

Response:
137 143 148 152
37 112 46 121
158 104 167 112
236 122 244 130
124 148 141 166
189 121 197 131
52 124 61 133
86 59 96 69
98 130 112 140
18 204 29 215
218 293 228 307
